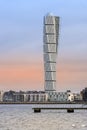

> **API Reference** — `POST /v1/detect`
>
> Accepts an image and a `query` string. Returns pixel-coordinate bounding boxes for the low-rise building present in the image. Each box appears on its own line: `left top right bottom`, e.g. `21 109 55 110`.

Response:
73 93 82 102
81 88 87 102
3 91 15 102
67 92 74 102
67 92 82 102
2 90 48 102
13 92 25 102
25 91 48 102
47 91 68 102
3 90 83 103
0 91 4 102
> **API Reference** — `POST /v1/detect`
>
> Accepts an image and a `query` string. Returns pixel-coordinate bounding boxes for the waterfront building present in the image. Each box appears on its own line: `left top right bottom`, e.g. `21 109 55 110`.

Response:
81 88 87 101
73 93 82 102
47 91 68 102
67 92 82 102
2 90 48 103
0 91 4 102
67 92 74 102
25 91 48 102
43 13 59 92
13 91 25 102
14 91 48 102
3 91 15 102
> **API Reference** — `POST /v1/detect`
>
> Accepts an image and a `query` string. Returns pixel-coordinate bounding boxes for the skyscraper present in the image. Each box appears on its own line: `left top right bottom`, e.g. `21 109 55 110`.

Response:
43 13 59 92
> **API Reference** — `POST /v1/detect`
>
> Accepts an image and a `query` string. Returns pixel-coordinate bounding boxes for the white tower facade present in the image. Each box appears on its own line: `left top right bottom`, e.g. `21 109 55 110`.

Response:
43 13 59 91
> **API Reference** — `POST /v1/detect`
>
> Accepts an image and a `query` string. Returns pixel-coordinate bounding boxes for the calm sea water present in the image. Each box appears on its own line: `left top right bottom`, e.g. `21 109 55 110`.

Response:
0 104 87 130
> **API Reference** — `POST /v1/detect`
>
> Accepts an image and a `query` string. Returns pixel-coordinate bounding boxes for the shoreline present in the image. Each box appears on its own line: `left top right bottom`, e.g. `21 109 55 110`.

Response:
0 102 87 104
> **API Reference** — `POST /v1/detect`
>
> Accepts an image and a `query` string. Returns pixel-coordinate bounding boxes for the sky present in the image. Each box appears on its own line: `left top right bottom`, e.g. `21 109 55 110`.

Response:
0 0 87 92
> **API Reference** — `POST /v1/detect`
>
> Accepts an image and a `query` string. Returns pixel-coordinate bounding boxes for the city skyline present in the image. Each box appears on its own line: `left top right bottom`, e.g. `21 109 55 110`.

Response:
0 0 87 92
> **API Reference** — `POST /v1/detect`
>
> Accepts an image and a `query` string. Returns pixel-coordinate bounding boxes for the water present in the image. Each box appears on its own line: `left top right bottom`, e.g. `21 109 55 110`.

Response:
0 104 87 130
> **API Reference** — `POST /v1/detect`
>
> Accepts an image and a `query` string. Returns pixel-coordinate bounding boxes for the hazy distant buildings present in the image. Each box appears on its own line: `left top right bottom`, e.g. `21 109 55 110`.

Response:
43 13 59 92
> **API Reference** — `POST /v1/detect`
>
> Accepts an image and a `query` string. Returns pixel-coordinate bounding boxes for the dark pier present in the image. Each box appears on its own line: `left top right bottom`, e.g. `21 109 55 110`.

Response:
33 107 87 113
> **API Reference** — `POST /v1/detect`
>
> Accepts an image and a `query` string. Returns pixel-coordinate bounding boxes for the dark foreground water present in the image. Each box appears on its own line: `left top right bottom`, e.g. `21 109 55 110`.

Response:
0 104 87 130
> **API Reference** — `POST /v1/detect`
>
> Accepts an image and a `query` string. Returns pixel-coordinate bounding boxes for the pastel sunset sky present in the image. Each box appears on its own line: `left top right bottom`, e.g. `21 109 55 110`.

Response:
0 0 87 92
